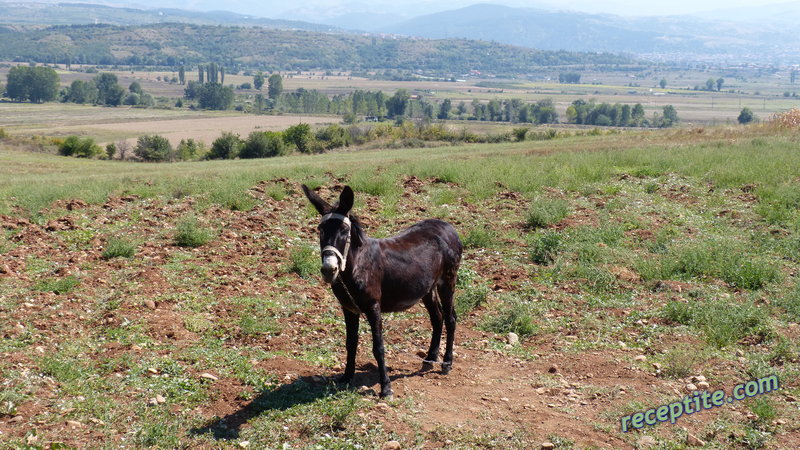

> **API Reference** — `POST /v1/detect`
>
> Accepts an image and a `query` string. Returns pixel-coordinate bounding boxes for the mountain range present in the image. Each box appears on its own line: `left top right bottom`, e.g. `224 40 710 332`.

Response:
0 1 798 63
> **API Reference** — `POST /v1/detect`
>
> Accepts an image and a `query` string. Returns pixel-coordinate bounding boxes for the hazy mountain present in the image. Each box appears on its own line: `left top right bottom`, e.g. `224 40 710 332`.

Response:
383 3 799 62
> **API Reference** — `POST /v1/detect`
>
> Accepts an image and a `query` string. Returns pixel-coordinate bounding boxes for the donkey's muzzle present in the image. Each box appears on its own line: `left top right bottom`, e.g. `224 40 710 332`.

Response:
321 253 340 283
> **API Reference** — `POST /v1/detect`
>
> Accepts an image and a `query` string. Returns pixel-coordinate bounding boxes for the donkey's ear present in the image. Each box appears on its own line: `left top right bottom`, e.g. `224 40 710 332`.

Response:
301 184 331 215
337 186 354 215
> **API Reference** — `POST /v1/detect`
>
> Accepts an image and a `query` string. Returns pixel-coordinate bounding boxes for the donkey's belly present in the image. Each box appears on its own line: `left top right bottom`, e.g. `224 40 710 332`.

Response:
379 275 436 313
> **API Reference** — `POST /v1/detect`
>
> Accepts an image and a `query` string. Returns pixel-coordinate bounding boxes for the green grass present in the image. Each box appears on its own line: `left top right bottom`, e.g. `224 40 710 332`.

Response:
35 275 80 294
461 225 497 249
174 215 214 248
525 196 569 229
288 245 318 279
661 299 771 348
102 237 137 259
481 294 539 338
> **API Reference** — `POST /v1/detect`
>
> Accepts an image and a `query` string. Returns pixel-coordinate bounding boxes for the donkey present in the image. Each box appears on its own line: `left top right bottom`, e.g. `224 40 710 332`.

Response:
302 184 462 399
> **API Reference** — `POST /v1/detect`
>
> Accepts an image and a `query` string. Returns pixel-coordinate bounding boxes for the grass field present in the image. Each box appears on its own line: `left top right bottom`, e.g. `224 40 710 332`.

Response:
1 123 800 448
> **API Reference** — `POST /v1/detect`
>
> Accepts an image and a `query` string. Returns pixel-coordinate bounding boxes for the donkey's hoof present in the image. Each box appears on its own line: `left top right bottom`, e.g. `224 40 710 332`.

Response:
380 389 394 401
441 363 452 375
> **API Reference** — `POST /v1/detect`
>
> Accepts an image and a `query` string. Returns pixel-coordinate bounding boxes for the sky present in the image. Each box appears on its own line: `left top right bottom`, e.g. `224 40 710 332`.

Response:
530 0 792 16
4 0 797 19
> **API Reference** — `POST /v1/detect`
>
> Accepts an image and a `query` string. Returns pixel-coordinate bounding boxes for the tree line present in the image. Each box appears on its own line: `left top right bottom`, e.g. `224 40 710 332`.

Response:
3 65 153 106
57 120 629 163
566 100 678 127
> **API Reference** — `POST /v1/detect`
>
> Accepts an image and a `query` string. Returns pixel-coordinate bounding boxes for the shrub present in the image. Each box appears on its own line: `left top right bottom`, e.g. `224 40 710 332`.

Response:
174 216 213 248
315 124 350 150
58 135 103 158
456 283 489 317
462 226 497 249
36 276 80 294
512 127 529 141
208 132 242 159
176 138 206 161
661 299 770 348
482 295 538 338
240 131 287 158
102 238 136 259
123 92 140 106
134 135 173 162
288 245 317 279
284 123 313 153
660 344 703 379
526 197 569 229
738 107 755 124
105 143 116 159
530 230 563 264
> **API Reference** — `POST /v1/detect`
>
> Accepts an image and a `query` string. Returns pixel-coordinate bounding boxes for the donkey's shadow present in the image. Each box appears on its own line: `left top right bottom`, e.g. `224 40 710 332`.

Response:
190 363 435 441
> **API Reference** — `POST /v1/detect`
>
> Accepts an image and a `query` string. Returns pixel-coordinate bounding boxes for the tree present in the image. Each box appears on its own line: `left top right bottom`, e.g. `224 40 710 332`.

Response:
178 65 185 85
94 73 125 106
283 123 313 153
128 81 142 94
64 79 97 104
208 132 242 159
386 89 410 118
197 83 234 110
184 80 201 99
438 98 452 120
791 69 798 84
716 78 724 92
661 105 679 127
253 71 265 90
198 65 204 84
738 107 755 124
240 131 287 158
659 78 667 89
559 72 581 84
176 138 205 160
134 135 173 162
705 78 715 91
268 74 283 100
5 66 59 103
58 135 102 158
631 103 645 126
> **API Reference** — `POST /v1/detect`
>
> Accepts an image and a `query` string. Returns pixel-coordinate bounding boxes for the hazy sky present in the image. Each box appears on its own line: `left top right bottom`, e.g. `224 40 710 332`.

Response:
7 0 797 19
500 0 794 16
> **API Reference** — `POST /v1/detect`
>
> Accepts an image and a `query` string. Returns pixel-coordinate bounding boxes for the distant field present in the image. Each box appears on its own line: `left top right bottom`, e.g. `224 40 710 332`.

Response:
1 63 799 138
0 103 340 147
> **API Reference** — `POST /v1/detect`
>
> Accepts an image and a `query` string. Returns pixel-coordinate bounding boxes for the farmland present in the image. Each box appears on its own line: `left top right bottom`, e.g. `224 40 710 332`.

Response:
1 119 800 447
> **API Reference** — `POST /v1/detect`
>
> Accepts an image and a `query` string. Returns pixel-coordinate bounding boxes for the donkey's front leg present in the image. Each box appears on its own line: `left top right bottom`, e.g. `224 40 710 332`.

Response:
364 306 393 400
338 309 359 384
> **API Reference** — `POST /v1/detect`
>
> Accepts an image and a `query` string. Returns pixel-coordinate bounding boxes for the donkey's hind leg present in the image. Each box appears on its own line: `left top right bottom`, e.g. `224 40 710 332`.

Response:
421 289 443 368
437 273 458 374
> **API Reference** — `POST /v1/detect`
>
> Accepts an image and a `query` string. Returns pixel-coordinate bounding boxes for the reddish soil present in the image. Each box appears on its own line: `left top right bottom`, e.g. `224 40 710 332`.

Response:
0 180 796 448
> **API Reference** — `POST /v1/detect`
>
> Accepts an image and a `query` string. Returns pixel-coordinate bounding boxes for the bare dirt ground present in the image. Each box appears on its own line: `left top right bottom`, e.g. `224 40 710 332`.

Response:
1 171 797 449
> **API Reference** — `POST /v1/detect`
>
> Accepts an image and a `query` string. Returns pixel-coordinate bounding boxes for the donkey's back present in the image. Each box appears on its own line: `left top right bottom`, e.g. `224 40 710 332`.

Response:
371 219 462 312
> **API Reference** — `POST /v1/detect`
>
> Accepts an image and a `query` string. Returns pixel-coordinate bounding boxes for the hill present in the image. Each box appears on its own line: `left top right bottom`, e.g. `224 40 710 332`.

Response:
0 1 337 31
385 3 800 63
0 22 634 74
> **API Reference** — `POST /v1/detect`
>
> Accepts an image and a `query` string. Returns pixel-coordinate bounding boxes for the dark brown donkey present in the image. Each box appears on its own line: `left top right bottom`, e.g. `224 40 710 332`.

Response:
302 185 462 399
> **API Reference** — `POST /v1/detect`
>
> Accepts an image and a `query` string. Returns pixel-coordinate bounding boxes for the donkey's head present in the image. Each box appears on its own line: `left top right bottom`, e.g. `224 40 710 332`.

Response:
302 184 355 283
